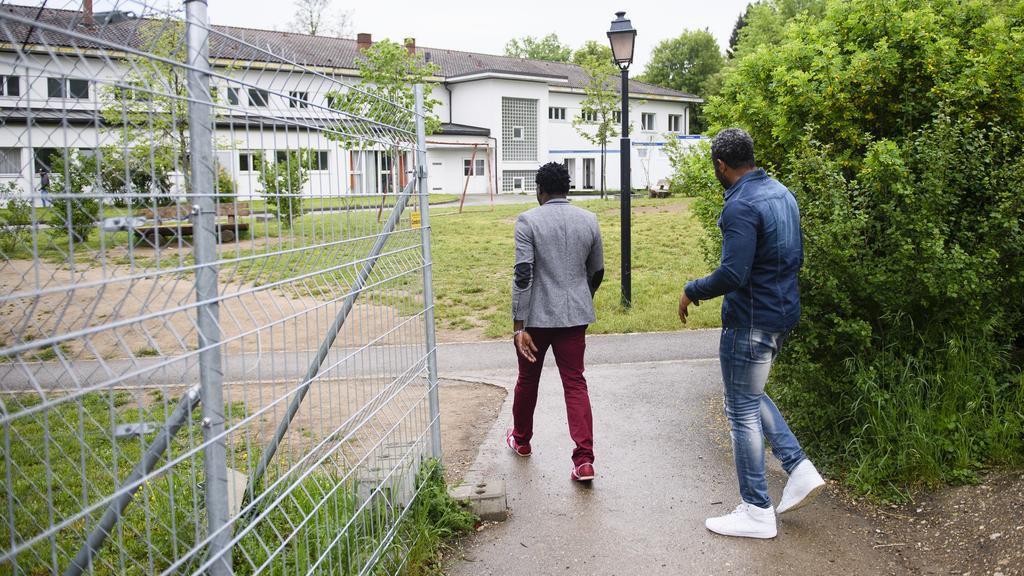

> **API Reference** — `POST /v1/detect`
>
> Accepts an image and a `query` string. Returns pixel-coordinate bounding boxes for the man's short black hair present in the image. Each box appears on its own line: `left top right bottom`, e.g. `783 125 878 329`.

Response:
711 128 756 169
536 162 570 196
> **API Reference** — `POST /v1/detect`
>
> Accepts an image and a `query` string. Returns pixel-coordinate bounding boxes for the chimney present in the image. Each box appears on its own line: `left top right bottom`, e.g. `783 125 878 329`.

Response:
82 0 94 27
356 33 372 51
404 37 416 56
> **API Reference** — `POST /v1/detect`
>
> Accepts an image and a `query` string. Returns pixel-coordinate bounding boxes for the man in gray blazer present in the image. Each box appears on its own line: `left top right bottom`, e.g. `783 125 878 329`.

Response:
507 162 605 482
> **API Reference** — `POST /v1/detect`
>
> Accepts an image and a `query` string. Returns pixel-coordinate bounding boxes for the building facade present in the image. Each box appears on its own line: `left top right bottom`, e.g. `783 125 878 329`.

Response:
0 6 701 201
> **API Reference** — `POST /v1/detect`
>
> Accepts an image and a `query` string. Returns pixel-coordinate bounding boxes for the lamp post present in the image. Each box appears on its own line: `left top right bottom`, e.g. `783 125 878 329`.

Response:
608 11 637 308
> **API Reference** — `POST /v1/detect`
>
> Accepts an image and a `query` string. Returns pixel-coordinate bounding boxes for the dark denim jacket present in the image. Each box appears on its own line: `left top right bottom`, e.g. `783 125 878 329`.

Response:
685 169 803 332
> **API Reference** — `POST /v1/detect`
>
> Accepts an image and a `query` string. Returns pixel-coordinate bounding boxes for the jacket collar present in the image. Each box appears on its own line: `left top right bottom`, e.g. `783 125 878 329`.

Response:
725 168 767 200
543 197 570 205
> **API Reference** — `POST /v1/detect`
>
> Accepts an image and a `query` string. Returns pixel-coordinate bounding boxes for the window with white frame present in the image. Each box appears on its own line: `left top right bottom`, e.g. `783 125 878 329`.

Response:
502 97 537 161
238 151 259 172
548 106 566 120
0 76 20 97
580 110 597 123
248 88 270 107
613 110 621 123
668 114 682 132
47 77 89 99
289 91 309 108
642 113 656 131
227 87 239 105
463 158 485 176
0 148 21 175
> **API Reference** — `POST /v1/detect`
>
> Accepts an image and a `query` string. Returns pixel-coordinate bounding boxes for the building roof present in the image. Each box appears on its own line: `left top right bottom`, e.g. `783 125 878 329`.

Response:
438 123 491 137
0 4 700 101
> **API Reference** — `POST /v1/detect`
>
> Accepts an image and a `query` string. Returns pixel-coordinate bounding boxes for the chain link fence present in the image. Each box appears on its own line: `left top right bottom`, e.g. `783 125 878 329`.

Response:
0 1 442 574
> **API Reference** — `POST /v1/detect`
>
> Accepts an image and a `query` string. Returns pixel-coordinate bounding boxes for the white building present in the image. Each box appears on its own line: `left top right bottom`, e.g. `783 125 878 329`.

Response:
0 5 701 200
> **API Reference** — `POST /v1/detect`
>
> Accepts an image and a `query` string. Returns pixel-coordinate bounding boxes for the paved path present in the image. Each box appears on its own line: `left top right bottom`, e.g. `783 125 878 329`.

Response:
441 330 897 576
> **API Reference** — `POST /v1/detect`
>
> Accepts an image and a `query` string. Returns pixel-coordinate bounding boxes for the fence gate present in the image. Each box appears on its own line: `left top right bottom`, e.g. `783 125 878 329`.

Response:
0 1 442 574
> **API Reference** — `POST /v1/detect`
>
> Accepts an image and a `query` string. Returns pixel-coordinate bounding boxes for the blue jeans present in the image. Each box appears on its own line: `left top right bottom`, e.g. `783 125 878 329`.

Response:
719 327 807 509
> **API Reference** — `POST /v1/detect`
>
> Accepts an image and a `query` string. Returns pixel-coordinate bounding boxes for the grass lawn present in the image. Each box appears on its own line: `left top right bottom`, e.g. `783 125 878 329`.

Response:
428 197 722 338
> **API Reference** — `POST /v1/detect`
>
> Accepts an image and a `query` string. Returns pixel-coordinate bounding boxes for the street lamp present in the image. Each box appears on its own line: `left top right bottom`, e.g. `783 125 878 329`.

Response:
608 11 636 308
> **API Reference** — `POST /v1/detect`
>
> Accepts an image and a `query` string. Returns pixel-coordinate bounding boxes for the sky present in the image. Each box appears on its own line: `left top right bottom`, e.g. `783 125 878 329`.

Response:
36 0 752 72
205 0 752 71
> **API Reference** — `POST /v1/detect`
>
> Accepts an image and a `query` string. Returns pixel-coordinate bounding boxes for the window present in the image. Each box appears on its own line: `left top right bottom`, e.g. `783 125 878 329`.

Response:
227 87 239 105
613 110 621 123
580 110 597 123
310 151 328 171
248 88 269 107
668 114 682 132
0 148 21 175
548 106 566 120
0 76 20 97
513 177 524 190
463 158 484 176
49 78 90 99
289 91 309 108
34 148 59 173
326 93 340 108
512 126 524 140
238 151 259 172
642 113 655 131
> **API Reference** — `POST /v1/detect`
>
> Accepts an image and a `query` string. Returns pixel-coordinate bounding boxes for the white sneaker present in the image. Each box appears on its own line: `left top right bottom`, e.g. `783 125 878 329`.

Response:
777 459 826 514
705 502 777 539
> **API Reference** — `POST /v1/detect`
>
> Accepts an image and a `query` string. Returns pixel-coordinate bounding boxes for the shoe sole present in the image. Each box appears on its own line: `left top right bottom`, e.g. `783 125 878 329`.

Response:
572 475 594 481
705 524 777 539
778 481 825 515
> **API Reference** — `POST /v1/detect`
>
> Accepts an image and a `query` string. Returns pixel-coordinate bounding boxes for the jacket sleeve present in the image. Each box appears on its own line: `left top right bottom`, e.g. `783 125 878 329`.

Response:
586 216 605 296
685 200 758 303
511 215 535 322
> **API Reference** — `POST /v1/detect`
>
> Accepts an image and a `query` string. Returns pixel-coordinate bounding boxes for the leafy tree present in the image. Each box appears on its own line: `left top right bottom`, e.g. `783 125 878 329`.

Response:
701 0 1024 494
727 4 752 58
46 150 100 245
571 41 613 66
257 150 310 227
729 0 825 59
0 182 31 256
99 19 185 207
572 58 621 198
640 29 724 96
504 33 572 62
287 0 353 37
640 29 724 133
329 38 441 144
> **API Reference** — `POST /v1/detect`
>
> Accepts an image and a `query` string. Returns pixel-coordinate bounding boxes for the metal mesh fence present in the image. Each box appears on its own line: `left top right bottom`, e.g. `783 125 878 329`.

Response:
0 2 441 574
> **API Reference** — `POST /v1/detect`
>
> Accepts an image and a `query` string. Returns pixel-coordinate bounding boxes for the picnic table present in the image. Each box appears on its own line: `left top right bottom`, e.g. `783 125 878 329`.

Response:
133 202 251 246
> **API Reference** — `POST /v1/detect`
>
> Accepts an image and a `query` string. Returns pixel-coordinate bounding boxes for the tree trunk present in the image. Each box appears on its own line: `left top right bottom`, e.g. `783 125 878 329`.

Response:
600 142 606 200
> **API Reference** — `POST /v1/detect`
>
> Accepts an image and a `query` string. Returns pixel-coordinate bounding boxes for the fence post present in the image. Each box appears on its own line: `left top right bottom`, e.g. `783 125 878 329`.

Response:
415 84 442 461
185 1 233 574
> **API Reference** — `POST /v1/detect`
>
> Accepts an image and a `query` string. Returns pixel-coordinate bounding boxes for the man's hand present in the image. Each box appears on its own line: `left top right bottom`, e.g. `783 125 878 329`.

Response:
515 330 538 363
678 290 693 324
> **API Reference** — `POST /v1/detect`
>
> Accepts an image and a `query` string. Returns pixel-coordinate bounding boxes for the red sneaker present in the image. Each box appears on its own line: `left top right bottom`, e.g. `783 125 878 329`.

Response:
571 462 595 482
505 428 531 457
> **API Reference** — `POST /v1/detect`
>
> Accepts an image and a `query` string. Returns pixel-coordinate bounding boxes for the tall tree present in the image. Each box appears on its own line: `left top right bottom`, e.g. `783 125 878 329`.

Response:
504 33 572 62
288 0 354 37
640 29 724 134
572 58 621 199
640 29 724 97
727 4 752 58
571 40 613 66
729 0 825 57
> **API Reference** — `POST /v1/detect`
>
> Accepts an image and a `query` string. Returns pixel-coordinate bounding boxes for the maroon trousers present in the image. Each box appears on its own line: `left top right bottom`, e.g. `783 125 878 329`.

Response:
512 325 594 466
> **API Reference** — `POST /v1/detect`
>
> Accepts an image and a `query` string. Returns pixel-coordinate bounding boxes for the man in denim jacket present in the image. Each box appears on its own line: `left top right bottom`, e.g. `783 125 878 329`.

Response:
679 128 825 539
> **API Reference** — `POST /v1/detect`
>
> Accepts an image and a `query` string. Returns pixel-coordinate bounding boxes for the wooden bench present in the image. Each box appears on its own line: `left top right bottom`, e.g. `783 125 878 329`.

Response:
133 202 251 246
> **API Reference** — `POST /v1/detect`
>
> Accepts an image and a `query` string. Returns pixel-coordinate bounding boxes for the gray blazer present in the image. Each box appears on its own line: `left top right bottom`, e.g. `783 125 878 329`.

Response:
511 198 604 328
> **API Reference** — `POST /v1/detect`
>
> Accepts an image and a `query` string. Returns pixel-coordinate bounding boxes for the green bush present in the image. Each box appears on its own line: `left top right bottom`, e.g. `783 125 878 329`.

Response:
698 0 1024 497
47 150 100 245
216 166 237 203
257 150 309 228
0 183 32 256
